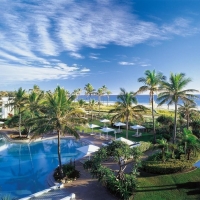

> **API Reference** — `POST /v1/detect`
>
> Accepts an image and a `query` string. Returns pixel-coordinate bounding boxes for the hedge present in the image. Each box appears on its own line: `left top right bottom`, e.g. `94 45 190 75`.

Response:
142 158 197 174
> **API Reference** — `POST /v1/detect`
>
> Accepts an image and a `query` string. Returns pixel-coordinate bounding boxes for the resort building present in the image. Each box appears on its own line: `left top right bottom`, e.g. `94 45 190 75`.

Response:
0 97 14 119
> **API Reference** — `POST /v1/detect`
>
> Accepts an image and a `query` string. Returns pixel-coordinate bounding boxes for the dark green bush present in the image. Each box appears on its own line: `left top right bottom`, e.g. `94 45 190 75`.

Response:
142 158 196 174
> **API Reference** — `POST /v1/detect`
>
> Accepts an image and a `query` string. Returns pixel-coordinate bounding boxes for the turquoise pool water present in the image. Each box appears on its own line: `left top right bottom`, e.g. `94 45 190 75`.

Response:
0 136 85 199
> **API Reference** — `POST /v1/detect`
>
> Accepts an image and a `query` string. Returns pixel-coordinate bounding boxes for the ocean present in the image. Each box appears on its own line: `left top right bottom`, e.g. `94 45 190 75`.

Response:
78 94 200 109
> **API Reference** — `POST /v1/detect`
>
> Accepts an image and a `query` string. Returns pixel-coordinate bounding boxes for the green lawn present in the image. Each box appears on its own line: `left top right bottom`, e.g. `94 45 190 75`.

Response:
134 169 200 200
76 119 154 142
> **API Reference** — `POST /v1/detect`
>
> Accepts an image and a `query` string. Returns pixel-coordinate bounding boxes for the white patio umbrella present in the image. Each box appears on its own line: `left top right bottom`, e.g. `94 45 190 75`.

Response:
114 122 126 133
116 137 134 146
0 121 4 124
100 119 110 127
77 144 100 160
100 127 115 139
87 124 100 135
130 125 145 137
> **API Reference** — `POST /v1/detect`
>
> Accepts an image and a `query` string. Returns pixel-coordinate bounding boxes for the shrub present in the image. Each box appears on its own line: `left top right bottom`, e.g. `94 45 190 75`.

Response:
142 157 197 174
138 141 151 152
54 163 80 181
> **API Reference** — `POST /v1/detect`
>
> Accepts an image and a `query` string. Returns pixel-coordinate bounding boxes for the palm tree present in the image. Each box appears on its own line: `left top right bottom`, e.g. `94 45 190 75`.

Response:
154 138 168 162
109 88 148 139
84 83 95 101
106 90 112 106
27 90 44 118
137 70 166 142
8 87 27 137
32 86 82 178
72 88 82 100
96 88 104 115
157 73 199 144
181 128 200 160
178 101 197 129
88 99 97 120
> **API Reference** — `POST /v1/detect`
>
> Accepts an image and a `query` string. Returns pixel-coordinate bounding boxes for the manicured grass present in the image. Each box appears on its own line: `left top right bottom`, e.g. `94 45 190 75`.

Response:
76 119 154 142
134 169 200 200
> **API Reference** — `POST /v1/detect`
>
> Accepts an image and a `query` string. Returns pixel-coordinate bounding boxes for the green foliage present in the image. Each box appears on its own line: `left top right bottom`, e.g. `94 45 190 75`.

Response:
55 163 80 180
83 141 142 199
137 141 151 152
142 157 198 174
157 115 174 125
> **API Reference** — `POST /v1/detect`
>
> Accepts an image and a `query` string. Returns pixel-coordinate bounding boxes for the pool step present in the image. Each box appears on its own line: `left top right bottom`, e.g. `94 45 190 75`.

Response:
47 171 57 187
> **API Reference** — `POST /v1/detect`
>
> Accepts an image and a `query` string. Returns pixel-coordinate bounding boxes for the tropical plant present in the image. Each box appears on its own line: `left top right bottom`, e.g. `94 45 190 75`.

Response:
31 86 83 178
137 70 166 142
27 90 44 118
72 88 82 100
96 88 104 115
178 101 198 129
88 99 97 120
84 83 95 101
180 128 200 160
109 88 148 139
157 73 199 143
106 90 112 106
7 87 27 137
153 138 169 162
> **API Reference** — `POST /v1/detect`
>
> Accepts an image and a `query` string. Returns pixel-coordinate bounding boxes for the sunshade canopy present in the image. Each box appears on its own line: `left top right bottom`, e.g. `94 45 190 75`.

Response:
88 124 100 129
115 137 134 146
100 119 110 123
130 125 145 130
114 122 126 127
77 145 100 156
0 121 4 124
100 127 115 132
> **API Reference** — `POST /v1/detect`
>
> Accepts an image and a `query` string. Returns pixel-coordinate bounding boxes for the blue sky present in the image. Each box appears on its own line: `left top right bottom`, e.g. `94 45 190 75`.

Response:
0 0 200 94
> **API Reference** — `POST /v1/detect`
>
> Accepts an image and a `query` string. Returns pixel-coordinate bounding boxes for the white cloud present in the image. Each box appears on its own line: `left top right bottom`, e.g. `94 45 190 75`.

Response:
0 61 88 84
0 0 198 85
118 62 135 66
81 68 90 72
70 52 84 59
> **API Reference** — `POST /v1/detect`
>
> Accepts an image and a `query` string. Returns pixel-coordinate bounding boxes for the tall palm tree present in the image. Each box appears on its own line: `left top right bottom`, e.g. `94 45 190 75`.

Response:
72 88 82 100
27 90 44 118
178 101 197 129
106 90 112 106
84 83 95 101
88 99 97 120
33 86 82 178
8 87 27 137
137 70 166 142
96 88 104 115
157 73 199 144
109 88 148 139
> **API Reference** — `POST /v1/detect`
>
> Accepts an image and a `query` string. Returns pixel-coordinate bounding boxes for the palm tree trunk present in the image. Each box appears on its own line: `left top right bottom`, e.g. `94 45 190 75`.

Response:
57 130 64 178
126 115 129 139
173 102 178 144
151 93 156 143
187 114 189 129
19 108 21 137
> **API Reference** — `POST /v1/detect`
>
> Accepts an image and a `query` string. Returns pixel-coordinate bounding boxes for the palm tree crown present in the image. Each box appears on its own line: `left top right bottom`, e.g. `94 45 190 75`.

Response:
109 88 147 139
84 83 95 101
157 73 199 143
137 70 166 142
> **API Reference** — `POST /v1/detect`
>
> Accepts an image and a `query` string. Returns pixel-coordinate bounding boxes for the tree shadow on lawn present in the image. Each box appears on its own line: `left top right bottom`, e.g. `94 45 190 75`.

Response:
136 181 200 197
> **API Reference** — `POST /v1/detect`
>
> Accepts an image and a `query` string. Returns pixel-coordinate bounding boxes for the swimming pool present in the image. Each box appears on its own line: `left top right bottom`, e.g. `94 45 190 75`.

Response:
0 136 85 199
